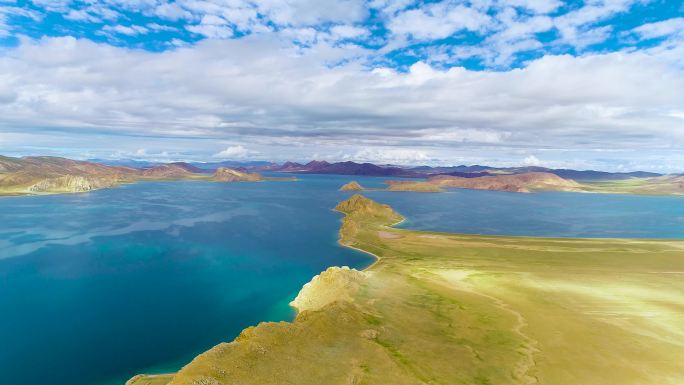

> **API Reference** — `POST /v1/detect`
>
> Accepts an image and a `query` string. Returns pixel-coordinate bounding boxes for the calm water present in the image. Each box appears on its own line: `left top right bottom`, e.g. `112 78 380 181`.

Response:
1 174 683 385
365 188 684 238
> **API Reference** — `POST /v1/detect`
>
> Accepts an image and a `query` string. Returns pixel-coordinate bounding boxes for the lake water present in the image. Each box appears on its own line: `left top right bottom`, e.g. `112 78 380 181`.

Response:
1 174 683 385
365 188 684 238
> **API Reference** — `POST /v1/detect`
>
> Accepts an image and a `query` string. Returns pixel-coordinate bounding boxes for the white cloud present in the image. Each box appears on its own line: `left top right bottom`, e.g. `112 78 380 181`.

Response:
65 9 99 22
0 6 42 37
506 0 562 14
418 128 508 143
630 17 684 40
523 155 541 166
0 34 683 170
0 14 8 37
473 12 554 66
348 148 432 165
388 3 492 40
186 15 234 39
29 0 71 12
213 145 251 159
154 2 192 21
64 4 119 22
553 0 640 48
257 0 368 26
329 25 368 40
369 0 413 16
11 0 672 76
146 22 176 32
102 24 149 36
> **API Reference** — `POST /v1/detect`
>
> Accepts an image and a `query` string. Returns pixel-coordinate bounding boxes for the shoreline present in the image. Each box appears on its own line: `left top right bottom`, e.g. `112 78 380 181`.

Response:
332 207 406 271
127 202 388 385
0 177 297 198
128 194 684 385
342 182 684 197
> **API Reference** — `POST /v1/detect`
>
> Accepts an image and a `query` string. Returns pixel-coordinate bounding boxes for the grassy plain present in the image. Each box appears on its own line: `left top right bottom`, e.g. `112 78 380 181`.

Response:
582 177 684 195
130 194 684 385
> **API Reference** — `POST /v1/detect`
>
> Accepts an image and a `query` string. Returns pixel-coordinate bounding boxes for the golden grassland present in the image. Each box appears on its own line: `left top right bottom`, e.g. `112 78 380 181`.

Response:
130 194 684 385
582 176 684 195
0 171 294 197
337 173 684 196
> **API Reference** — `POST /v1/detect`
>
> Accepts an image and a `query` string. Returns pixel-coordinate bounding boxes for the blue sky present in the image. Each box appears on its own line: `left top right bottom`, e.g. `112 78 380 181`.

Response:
0 0 683 171
3 0 682 68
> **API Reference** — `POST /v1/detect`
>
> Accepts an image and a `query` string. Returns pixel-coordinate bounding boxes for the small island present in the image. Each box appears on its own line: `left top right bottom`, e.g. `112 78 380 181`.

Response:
339 181 364 191
213 167 263 182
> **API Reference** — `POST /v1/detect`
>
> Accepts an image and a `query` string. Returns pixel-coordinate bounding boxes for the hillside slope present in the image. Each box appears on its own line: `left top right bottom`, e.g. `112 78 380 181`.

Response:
0 156 267 196
386 172 583 193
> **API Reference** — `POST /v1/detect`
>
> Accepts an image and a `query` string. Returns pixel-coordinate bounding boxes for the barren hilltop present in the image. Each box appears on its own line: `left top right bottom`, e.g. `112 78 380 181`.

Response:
430 172 583 192
339 181 364 191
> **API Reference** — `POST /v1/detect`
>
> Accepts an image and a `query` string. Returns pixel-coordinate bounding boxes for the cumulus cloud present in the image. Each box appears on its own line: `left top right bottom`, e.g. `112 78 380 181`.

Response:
0 34 682 170
388 3 492 41
553 0 639 48
629 17 684 40
213 145 252 159
0 6 42 37
0 0 683 170
506 0 562 14
30 0 71 12
522 155 541 166
2 0 665 71
329 25 368 40
186 15 234 39
347 148 432 165
154 2 192 21
101 24 149 36
64 5 119 22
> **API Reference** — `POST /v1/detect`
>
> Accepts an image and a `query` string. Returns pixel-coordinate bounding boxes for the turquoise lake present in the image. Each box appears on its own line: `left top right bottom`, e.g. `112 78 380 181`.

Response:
1 174 684 385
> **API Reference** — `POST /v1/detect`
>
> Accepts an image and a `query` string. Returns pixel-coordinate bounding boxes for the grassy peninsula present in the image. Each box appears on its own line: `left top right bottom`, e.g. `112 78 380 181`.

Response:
130 194 684 385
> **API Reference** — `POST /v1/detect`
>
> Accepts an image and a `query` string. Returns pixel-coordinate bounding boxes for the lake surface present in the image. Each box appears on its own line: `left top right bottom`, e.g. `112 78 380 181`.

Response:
1 174 683 385
365 188 684 238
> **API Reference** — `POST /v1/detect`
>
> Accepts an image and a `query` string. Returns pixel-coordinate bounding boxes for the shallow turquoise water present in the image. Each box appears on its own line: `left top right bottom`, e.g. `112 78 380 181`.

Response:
1 174 683 385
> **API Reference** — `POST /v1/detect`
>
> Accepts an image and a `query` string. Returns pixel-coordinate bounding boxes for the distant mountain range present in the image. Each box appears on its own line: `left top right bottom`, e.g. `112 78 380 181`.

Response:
87 158 663 181
89 159 273 171
242 160 662 182
3 155 681 196
255 160 418 177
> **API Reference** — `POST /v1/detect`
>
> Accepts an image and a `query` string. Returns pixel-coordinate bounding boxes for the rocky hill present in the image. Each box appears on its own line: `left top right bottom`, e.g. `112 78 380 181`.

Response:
0 156 266 196
0 156 139 195
141 162 204 178
429 172 583 193
385 172 583 193
213 167 263 182
339 181 364 191
335 194 403 224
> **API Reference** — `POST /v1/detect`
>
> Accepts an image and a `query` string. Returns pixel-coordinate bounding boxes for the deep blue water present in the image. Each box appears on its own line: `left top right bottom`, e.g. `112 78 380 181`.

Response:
365 188 684 238
1 174 683 385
